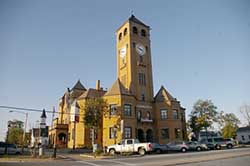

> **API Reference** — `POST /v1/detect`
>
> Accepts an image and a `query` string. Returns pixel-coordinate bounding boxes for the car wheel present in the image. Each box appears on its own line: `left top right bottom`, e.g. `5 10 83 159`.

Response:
196 147 201 151
139 148 146 155
181 148 187 153
109 149 116 155
215 145 221 150
156 149 162 154
227 144 233 149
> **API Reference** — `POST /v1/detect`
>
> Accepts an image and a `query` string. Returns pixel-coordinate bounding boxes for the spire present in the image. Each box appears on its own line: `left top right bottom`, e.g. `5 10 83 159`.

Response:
41 109 47 118
71 79 86 91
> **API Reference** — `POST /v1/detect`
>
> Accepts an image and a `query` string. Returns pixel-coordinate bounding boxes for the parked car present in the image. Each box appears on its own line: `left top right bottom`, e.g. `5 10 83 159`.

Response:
200 137 234 150
151 143 168 154
166 141 189 153
107 139 153 155
186 141 208 151
0 142 21 155
224 138 237 146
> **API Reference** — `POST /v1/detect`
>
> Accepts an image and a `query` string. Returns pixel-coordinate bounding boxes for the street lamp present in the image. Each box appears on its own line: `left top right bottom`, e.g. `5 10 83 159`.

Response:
9 110 28 154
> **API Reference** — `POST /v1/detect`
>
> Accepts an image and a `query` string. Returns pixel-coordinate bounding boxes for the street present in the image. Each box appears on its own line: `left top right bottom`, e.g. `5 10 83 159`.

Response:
1 148 250 166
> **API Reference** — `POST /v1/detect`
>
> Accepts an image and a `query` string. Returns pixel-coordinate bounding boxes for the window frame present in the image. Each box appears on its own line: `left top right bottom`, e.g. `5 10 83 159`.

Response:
161 128 169 139
160 109 168 120
124 104 132 116
124 127 132 139
109 104 117 116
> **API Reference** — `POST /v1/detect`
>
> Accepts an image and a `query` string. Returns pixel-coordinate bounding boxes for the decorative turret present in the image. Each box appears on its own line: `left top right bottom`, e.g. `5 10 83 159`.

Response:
40 109 47 129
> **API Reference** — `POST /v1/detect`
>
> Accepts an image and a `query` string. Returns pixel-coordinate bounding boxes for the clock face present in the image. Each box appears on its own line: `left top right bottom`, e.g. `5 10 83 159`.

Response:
136 43 146 55
119 47 126 58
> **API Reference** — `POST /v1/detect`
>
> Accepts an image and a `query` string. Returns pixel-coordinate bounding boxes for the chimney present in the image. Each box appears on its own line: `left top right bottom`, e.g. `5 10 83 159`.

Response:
96 80 100 90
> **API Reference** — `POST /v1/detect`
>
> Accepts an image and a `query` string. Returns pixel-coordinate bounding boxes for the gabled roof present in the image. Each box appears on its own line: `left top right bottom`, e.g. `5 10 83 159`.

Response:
105 79 131 96
41 109 47 118
71 80 86 91
129 15 150 28
154 86 177 102
78 88 106 99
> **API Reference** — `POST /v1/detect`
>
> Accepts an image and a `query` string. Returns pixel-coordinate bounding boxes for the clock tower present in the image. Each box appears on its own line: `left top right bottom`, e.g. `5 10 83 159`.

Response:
116 15 154 102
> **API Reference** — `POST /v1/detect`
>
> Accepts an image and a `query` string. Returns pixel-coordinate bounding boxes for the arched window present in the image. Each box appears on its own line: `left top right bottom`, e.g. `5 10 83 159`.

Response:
141 29 146 37
124 28 127 36
133 26 138 34
119 33 122 41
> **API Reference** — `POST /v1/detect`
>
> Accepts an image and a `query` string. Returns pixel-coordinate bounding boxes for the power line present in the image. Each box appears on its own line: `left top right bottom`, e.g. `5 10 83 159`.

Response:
0 105 82 115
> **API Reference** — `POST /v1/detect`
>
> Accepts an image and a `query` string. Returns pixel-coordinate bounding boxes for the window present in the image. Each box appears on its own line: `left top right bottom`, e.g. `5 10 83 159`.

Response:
137 110 141 120
119 33 122 41
90 129 97 139
141 94 145 101
160 109 168 120
109 104 117 116
68 133 70 141
124 127 132 138
242 135 245 140
127 139 133 144
141 29 146 37
138 73 146 85
109 127 117 139
124 28 127 36
133 26 138 34
173 110 178 119
124 104 132 116
132 42 136 48
161 128 169 139
147 111 151 120
139 55 143 63
175 128 181 139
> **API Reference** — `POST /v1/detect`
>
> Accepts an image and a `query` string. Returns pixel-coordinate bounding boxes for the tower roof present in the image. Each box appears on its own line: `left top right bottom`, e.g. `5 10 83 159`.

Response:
128 15 150 28
105 79 131 96
71 80 86 91
154 86 177 102
41 109 47 118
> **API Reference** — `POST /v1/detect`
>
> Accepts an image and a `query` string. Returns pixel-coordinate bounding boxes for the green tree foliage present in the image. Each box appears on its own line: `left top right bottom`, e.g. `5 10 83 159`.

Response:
189 99 218 136
83 98 108 149
84 98 108 129
218 111 240 138
6 127 23 145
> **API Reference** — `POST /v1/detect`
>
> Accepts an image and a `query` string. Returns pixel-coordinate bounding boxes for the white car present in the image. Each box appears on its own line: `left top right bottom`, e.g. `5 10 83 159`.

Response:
107 139 153 155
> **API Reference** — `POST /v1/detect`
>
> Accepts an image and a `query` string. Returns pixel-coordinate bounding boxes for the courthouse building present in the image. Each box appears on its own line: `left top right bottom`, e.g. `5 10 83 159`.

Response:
49 15 187 148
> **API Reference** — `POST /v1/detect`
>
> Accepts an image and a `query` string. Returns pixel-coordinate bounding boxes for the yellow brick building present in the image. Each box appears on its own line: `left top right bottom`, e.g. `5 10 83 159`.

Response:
49 15 186 149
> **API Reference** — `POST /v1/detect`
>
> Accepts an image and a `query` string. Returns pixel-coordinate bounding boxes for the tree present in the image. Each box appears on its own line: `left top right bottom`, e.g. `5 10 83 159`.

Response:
83 98 108 151
239 104 250 126
218 111 240 138
189 99 218 138
6 127 23 145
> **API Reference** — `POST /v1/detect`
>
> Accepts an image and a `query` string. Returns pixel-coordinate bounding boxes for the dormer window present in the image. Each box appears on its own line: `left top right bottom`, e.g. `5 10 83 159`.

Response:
133 26 138 34
124 28 127 36
141 29 146 37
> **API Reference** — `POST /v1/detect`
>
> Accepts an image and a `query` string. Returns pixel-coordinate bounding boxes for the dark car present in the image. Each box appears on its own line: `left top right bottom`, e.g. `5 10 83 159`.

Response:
151 143 168 154
0 142 21 155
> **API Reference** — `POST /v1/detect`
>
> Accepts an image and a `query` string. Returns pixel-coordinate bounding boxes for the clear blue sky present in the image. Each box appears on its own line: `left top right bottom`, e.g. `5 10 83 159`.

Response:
0 0 249 141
